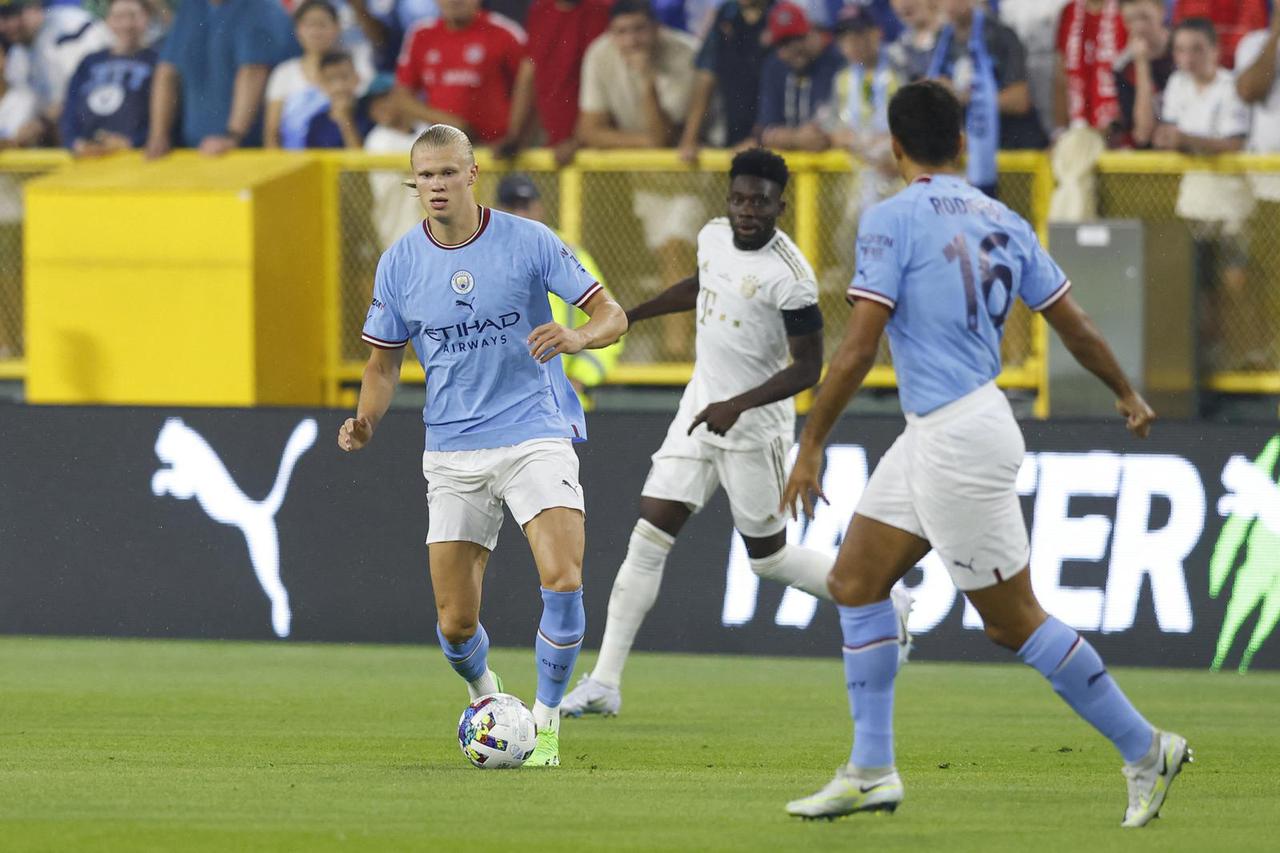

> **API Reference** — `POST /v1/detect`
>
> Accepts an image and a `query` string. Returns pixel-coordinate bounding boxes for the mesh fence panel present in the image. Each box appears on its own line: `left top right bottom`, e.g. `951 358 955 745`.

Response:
1097 170 1280 373
335 159 1041 375
0 169 60 362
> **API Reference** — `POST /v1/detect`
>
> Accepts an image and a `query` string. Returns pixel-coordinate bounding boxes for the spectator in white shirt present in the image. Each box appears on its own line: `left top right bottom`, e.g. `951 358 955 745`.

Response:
1154 17 1253 369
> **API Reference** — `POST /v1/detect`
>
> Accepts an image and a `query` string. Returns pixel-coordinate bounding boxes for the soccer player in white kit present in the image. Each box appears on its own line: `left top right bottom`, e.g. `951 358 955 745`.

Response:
561 148 910 718
782 82 1189 826
337 125 627 768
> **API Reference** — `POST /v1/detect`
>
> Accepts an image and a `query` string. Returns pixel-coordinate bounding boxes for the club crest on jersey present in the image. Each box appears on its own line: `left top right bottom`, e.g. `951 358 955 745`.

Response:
740 275 760 299
451 270 476 295
464 43 486 65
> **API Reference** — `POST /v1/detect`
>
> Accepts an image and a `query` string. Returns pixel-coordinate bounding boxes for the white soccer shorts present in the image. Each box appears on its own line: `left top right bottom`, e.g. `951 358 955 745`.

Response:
856 382 1030 591
421 438 585 551
640 412 790 539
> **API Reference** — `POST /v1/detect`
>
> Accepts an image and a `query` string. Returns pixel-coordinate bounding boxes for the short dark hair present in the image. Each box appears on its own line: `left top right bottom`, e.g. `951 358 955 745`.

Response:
294 0 338 24
888 80 963 167
319 50 354 71
1174 17 1217 45
729 147 790 192
609 0 654 20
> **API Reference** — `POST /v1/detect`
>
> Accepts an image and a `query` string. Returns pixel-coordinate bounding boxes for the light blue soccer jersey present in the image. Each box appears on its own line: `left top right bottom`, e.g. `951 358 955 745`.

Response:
848 174 1070 415
362 207 603 451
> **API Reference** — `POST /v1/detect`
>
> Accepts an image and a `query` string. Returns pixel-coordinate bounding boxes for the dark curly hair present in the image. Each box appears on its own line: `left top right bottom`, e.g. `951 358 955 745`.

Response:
729 147 789 192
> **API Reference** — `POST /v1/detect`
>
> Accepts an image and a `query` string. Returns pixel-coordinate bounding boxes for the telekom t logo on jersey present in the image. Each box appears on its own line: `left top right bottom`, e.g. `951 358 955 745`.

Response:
150 417 318 638
723 445 1205 635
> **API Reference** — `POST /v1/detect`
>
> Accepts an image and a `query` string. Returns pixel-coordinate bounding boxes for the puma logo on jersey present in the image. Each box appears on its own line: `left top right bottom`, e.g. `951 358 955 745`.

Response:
151 417 318 638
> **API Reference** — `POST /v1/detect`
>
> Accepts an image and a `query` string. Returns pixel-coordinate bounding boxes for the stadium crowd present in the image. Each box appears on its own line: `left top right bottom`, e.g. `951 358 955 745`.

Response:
0 0 1273 165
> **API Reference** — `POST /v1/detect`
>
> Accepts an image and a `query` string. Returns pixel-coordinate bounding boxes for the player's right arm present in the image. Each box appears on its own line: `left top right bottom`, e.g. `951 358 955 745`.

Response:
1042 294 1155 438
339 345 405 451
624 274 699 325
341 253 410 452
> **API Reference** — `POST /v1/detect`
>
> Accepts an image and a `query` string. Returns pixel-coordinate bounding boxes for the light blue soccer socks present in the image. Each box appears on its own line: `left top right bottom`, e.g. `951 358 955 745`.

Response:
535 586 586 710
437 622 490 683
839 600 902 771
1018 616 1155 763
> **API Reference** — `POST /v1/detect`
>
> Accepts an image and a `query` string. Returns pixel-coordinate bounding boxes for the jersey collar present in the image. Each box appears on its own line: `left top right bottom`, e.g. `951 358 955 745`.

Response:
423 205 491 250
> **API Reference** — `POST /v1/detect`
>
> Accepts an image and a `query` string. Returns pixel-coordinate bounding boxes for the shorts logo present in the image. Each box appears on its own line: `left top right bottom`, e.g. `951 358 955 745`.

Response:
451 270 476 295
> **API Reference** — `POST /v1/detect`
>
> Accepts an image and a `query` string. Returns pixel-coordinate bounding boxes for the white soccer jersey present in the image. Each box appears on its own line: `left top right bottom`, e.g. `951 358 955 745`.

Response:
680 219 818 451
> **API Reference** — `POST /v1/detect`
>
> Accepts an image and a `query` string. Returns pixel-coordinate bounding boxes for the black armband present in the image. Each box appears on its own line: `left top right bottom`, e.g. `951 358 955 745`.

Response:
781 303 824 336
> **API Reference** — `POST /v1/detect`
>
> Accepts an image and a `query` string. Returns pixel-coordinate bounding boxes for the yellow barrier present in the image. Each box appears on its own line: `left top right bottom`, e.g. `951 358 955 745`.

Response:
7 148 1279 411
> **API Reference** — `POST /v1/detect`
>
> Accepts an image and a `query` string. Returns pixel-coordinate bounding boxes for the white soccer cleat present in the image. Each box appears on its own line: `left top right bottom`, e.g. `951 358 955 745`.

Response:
558 674 621 718
1121 730 1192 828
786 765 904 820
890 585 914 667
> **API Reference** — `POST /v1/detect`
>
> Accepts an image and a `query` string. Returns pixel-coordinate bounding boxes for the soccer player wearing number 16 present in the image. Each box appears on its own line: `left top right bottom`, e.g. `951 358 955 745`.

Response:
782 82 1189 826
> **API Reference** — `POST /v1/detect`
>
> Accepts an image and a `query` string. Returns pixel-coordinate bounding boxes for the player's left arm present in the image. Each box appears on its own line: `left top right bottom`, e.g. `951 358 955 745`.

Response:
688 307 824 437
782 300 890 518
1042 293 1155 438
528 289 628 364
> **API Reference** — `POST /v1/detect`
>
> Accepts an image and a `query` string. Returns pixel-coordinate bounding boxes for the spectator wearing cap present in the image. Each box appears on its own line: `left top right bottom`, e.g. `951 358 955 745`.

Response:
147 0 299 157
577 0 700 360
0 0 109 140
525 0 611 166
363 71 428 251
812 0 903 42
886 0 943 82
678 0 774 163
929 0 1045 197
495 173 624 409
756 1 846 151
393 0 536 153
60 0 157 157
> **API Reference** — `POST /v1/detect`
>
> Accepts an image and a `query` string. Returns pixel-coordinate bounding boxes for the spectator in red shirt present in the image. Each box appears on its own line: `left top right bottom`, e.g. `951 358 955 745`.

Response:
393 0 535 152
1171 0 1268 69
525 0 610 165
1054 0 1128 134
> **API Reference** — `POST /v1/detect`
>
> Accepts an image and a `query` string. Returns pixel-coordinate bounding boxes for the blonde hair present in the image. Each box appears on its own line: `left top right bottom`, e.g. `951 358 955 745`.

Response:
410 124 475 166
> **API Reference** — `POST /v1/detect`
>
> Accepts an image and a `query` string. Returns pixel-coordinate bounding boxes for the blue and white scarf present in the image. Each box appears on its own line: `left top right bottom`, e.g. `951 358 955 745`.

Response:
927 6 1000 189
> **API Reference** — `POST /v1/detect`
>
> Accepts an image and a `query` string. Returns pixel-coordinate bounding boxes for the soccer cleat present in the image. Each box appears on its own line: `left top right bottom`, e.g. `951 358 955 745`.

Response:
786 765 904 820
890 585 914 668
1121 730 1192 828
559 674 622 718
523 727 560 767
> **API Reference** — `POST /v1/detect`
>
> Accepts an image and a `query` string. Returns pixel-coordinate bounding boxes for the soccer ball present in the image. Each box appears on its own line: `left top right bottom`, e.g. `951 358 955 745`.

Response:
457 693 538 769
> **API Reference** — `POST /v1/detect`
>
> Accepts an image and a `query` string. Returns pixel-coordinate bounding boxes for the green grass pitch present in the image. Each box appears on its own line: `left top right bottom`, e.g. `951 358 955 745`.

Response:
1 637 1276 852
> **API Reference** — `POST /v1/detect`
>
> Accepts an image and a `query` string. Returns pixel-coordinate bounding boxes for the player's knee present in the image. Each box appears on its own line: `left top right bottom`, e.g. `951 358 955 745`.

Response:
828 570 878 607
437 612 479 645
540 566 583 593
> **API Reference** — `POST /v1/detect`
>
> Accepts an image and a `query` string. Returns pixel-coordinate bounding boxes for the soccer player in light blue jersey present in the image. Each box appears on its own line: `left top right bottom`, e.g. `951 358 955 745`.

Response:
337 124 627 768
781 82 1189 826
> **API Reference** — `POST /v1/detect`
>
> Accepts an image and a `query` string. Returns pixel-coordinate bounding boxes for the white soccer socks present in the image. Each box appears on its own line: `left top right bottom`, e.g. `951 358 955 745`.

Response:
749 544 834 601
590 519 675 688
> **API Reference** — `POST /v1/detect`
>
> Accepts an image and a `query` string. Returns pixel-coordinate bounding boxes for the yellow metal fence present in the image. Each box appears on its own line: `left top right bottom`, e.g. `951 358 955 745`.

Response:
5 149 1279 408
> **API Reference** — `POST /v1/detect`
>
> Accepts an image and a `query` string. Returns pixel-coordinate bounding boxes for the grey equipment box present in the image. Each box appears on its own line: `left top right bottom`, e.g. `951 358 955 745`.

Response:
1047 220 1197 418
